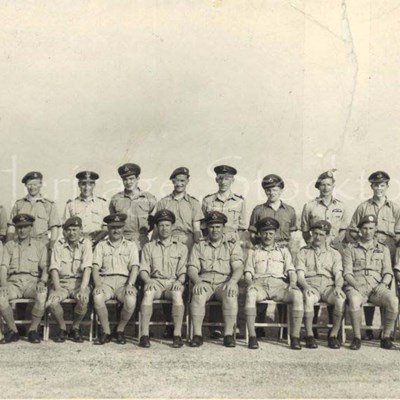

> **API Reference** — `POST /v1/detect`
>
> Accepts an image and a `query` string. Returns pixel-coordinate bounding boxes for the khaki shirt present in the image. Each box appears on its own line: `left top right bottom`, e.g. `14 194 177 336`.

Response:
202 191 246 232
1 238 48 277
188 237 243 285
64 196 108 235
0 205 7 237
245 244 294 280
296 244 342 280
155 193 203 235
140 238 188 280
9 196 61 239
248 201 297 241
109 189 157 242
349 197 400 237
301 197 348 239
342 240 392 282
93 238 139 277
49 237 92 279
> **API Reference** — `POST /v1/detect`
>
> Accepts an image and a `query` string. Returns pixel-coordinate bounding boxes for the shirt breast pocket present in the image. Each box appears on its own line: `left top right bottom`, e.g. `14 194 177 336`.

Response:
382 216 395 233
354 258 366 271
372 253 384 271
254 258 267 274
168 255 181 273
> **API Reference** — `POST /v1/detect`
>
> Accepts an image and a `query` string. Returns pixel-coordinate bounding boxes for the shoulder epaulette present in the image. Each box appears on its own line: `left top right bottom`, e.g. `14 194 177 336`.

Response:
43 198 55 204
66 199 72 204
233 193 244 199
203 193 214 199
188 194 199 201
97 196 107 202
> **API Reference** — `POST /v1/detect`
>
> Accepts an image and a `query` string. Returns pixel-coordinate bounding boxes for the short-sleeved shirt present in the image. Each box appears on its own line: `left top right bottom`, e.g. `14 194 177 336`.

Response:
0 205 8 237
1 238 48 277
202 191 246 232
64 196 108 235
248 201 297 241
49 237 93 279
109 189 157 241
93 238 140 277
140 238 188 280
349 198 400 237
244 244 294 280
155 192 203 235
9 196 61 238
301 197 348 239
342 240 392 282
296 244 342 280
188 237 243 285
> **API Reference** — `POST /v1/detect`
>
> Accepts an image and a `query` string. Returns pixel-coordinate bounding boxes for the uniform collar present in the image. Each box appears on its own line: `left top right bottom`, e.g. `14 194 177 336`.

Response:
16 237 32 247
169 192 189 201
259 243 280 252
24 194 45 203
356 238 379 251
123 188 146 199
107 237 127 247
368 197 391 207
77 195 95 202
215 191 235 202
316 196 338 206
306 243 329 253
63 237 84 250
265 200 285 209
156 237 178 247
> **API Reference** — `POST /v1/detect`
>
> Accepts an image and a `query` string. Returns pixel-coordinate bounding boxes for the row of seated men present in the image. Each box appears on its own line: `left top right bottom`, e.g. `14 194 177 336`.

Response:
0 164 399 345
0 206 398 351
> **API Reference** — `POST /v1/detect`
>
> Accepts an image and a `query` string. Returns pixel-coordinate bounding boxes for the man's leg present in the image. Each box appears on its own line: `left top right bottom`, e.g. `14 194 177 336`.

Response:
190 284 212 346
346 288 364 350
244 285 267 349
303 290 319 348
218 284 238 347
287 288 304 349
139 284 162 347
93 286 112 336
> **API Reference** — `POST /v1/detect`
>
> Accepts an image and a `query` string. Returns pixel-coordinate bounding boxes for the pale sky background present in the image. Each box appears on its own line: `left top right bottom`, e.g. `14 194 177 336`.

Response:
1 0 400 225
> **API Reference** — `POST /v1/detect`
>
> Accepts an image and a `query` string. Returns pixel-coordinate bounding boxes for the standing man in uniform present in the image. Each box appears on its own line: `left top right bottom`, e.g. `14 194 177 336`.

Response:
296 221 345 349
109 163 157 250
248 174 297 335
343 215 398 350
153 167 203 248
349 171 400 340
64 171 108 245
188 211 244 348
92 213 140 344
139 210 188 348
46 217 92 343
244 217 304 350
0 214 48 343
7 171 60 249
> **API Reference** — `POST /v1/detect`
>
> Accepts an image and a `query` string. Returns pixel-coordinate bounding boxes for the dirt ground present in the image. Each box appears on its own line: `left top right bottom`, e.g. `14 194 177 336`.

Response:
1 333 400 399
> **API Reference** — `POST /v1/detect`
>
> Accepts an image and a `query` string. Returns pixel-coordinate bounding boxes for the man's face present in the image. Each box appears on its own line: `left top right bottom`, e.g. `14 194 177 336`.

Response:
371 182 388 199
25 179 42 197
318 178 334 197
259 229 276 246
216 174 234 192
108 226 124 241
208 223 224 242
16 225 32 240
79 181 95 198
65 226 82 243
157 221 173 239
311 228 327 247
172 175 189 193
265 186 282 202
122 175 139 191
360 222 377 241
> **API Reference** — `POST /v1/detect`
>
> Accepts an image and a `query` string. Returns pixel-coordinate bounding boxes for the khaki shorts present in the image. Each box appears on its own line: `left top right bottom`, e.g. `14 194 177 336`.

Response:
197 281 235 302
249 277 294 303
48 279 91 303
306 276 335 303
345 275 393 305
97 275 137 302
146 279 183 300
7 275 40 300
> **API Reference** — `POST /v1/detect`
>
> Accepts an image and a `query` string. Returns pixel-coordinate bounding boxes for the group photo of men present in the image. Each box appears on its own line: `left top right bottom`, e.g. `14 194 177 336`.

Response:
1 164 399 352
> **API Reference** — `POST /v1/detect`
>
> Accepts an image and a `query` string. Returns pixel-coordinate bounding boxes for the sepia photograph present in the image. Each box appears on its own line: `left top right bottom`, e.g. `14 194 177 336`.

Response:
1 1 400 398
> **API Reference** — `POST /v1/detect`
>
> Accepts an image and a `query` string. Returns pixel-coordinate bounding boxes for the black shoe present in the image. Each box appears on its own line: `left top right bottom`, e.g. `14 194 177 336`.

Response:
17 325 27 337
115 331 126 345
290 337 302 350
223 335 236 348
163 326 174 339
248 336 259 350
210 329 222 339
28 330 41 344
328 336 341 349
381 337 396 350
350 337 361 350
97 332 112 345
305 336 318 349
54 329 67 343
172 336 183 348
190 335 204 347
312 328 319 340
69 328 84 343
139 335 151 348
0 338 5 344
255 327 266 338
4 330 20 343
362 329 374 341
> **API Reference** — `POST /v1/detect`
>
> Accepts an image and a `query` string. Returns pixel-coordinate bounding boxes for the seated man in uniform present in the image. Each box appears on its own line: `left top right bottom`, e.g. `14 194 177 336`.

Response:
296 220 345 350
46 216 92 343
139 209 188 348
244 217 304 350
343 215 398 350
92 213 140 345
0 214 48 344
188 211 244 348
